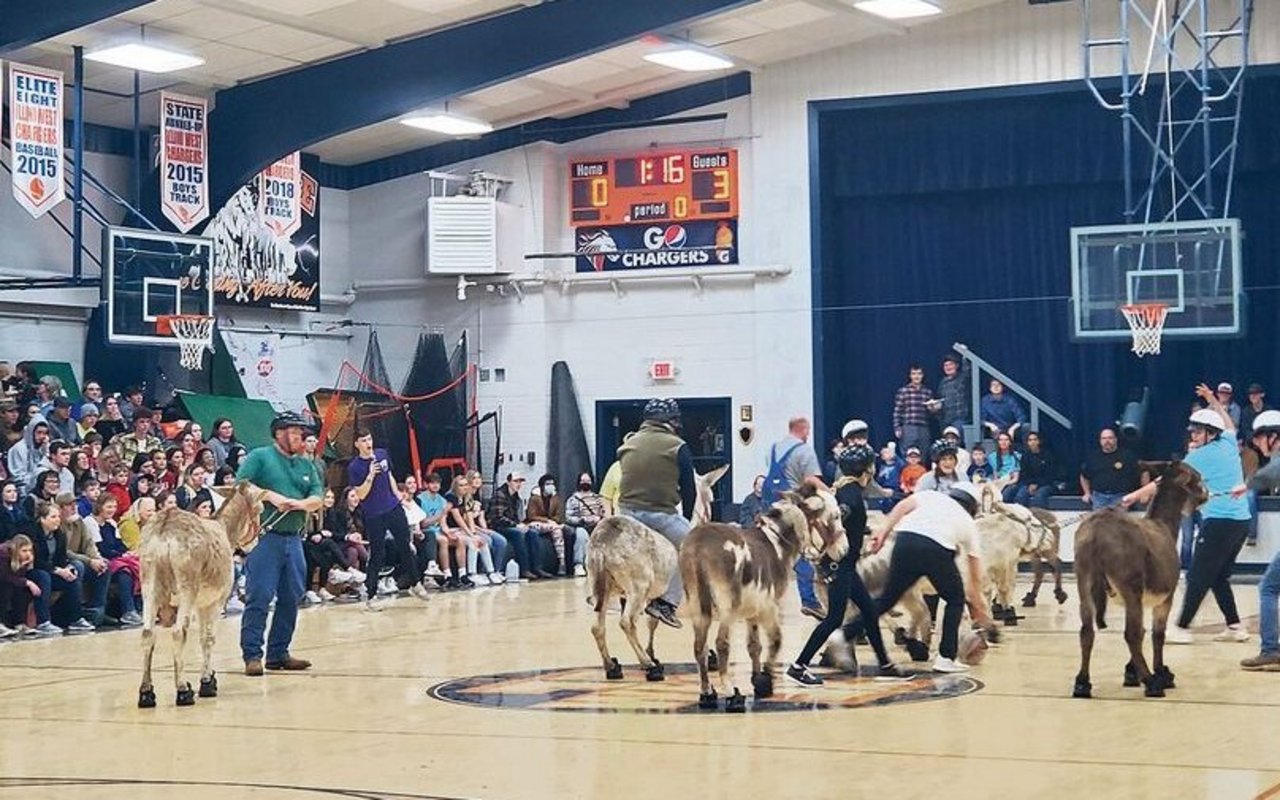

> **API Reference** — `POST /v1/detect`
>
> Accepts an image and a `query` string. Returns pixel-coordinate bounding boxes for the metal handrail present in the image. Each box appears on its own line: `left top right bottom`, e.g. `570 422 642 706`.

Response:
952 342 1072 441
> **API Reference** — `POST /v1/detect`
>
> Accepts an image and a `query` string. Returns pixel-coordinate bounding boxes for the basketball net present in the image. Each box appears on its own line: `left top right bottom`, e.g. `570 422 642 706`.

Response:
159 315 215 370
1119 303 1168 357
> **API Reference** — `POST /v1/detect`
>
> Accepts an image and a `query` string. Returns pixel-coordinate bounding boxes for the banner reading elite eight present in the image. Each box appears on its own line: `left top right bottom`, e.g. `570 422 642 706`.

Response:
8 62 65 219
159 92 209 233
257 152 301 238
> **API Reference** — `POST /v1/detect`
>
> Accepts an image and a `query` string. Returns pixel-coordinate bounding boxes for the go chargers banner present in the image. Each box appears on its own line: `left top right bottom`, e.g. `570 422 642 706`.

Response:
258 152 302 238
160 92 209 233
8 62 65 219
575 219 737 273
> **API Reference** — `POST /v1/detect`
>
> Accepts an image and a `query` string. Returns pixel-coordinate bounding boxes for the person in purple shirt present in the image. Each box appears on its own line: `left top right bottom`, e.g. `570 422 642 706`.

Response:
347 431 429 610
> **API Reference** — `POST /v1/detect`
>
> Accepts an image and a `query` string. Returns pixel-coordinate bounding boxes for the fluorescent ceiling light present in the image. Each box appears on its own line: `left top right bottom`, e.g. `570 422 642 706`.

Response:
643 47 734 72
852 0 942 20
85 43 204 73
401 113 494 136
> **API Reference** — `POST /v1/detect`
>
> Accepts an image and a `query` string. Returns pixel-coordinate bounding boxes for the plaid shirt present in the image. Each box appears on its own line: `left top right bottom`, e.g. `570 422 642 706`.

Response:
936 362 971 425
893 383 934 431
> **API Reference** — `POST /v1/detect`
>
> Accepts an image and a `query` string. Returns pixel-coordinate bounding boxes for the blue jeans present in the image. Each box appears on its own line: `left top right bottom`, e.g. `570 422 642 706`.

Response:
1015 485 1052 508
1091 491 1125 511
1247 491 1259 543
1260 552 1280 657
795 559 820 610
621 507 690 606
31 564 85 626
80 562 110 619
240 532 306 663
1179 511 1201 571
502 527 537 573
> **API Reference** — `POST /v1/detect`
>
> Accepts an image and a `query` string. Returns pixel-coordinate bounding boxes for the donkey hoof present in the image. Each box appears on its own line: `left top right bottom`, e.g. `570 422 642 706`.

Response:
605 658 624 680
1021 592 1037 608
199 673 219 698
991 602 1005 617
698 691 719 710
138 687 156 709
1054 588 1069 605
984 626 1002 645
724 688 746 714
1072 679 1092 699
751 671 774 699
1002 609 1020 626
176 685 196 706
1143 677 1165 698
1123 663 1140 687
905 639 931 663
1155 665 1176 690
893 627 908 646
705 650 719 671
645 664 665 682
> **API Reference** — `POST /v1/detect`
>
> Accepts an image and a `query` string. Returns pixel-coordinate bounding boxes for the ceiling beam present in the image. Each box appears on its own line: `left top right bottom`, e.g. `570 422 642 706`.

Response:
0 0 157 54
199 0 387 48
206 0 759 208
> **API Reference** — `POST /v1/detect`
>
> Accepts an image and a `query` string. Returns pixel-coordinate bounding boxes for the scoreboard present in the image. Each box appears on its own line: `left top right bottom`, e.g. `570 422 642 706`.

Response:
569 149 738 227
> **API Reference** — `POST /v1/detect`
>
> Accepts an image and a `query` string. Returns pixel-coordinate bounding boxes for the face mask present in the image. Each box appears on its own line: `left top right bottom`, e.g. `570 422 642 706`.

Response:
544 484 557 496
578 481 591 491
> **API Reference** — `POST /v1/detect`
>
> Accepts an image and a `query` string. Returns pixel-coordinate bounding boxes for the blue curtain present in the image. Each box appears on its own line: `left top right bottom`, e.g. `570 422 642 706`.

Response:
814 76 1280 462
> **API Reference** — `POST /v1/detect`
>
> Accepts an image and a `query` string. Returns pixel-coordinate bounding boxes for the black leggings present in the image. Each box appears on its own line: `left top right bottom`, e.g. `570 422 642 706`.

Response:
303 537 348 588
841 531 966 660
363 506 416 596
1178 517 1248 628
796 553 890 667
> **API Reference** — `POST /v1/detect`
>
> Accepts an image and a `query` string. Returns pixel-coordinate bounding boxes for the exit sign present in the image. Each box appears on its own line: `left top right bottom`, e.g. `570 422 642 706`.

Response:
649 360 676 381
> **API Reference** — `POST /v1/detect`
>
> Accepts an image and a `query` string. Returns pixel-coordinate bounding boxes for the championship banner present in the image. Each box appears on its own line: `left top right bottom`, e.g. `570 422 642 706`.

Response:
159 92 209 233
8 62 65 219
257 151 301 238
205 159 321 312
575 220 737 273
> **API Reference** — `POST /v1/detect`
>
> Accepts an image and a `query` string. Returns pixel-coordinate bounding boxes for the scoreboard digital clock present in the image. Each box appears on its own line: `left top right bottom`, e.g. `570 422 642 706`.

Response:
569 149 738 227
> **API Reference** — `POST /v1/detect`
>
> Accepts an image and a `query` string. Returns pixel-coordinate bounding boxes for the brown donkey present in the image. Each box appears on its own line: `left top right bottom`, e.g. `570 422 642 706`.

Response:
1072 461 1206 699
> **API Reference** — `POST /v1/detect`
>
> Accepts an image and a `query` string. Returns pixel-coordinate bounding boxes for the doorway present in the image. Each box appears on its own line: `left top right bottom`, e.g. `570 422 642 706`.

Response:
595 397 733 521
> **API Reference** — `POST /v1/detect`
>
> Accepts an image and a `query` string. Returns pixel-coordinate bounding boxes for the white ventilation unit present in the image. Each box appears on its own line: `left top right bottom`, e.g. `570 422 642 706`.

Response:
426 196 521 275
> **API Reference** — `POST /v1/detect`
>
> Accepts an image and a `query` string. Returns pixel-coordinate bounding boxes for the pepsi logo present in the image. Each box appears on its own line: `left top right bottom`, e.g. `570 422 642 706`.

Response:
643 225 687 250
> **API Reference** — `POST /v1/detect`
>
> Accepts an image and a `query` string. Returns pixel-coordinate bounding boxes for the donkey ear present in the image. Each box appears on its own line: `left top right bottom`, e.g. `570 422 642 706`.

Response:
700 464 730 489
1138 460 1169 477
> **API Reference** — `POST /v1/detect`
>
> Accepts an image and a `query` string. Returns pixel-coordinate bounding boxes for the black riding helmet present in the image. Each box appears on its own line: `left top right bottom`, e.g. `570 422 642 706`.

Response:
837 443 876 477
270 411 315 435
643 398 681 424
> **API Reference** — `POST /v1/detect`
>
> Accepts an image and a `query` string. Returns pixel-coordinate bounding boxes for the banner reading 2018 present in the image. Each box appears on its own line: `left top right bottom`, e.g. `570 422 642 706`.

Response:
258 152 301 238
159 92 209 233
8 62 65 219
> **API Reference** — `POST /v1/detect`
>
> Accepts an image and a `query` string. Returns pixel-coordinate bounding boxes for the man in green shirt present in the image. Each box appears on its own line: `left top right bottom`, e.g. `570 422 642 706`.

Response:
238 412 324 676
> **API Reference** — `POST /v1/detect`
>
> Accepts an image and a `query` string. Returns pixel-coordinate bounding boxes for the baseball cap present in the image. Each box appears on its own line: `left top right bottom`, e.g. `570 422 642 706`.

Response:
906 446 922 456
54 492 76 506
1217 382 1233 393
506 470 527 482
53 397 71 409
79 403 99 417
0 399 16 412
1248 383 1265 394
942 425 961 437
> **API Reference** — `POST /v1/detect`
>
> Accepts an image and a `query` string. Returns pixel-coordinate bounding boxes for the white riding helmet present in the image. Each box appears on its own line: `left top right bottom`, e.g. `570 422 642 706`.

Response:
1189 408 1224 430
842 419 869 439
1252 410 1280 436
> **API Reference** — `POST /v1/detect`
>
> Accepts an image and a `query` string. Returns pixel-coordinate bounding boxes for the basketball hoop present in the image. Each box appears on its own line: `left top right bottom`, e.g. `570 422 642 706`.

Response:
1119 303 1168 357
157 314 214 370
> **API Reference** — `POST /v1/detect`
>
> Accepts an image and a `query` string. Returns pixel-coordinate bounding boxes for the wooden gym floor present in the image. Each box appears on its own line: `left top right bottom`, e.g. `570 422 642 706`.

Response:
0 575 1276 800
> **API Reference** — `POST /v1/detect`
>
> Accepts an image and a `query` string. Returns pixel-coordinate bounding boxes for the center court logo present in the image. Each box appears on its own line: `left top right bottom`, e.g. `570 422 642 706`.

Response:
427 662 981 714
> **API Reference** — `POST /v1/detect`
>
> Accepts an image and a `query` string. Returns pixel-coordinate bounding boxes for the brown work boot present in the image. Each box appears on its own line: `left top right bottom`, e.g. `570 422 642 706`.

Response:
1240 653 1280 671
244 659 264 677
265 656 312 671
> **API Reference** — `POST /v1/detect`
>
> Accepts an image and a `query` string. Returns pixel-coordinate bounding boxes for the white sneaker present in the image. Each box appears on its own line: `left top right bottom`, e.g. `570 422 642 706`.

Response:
304 590 322 605
34 621 63 637
328 568 352 583
318 588 336 602
1165 625 1194 645
425 560 444 577
377 577 398 596
120 611 144 627
363 597 387 613
348 568 366 583
487 572 506 586
932 657 969 674
573 564 587 578
1214 626 1251 643
409 583 431 602
65 618 95 634
0 622 17 639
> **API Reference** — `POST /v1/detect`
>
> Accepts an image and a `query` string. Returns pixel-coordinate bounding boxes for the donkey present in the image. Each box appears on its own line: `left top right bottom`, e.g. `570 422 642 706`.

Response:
680 484 846 712
1072 461 1206 699
138 482 264 708
586 516 676 682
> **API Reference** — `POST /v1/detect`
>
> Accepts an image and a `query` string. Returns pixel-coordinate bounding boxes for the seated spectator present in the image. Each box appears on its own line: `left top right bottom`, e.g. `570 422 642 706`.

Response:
45 398 80 446
437 479 474 588
1241 383 1270 439
95 494 143 626
29 440 75 495
0 399 22 457
7 414 50 492
214 466 236 487
333 487 369 571
29 500 94 633
0 534 40 635
158 447 184 492
104 465 132 518
899 447 927 494
303 488 357 604
599 460 622 515
564 472 606 576
70 448 92 484
875 443 904 493
128 473 154 507
413 473 448 581
487 471 541 580
193 448 217 482
206 417 238 467
916 440 961 493
94 396 127 441
445 474 504 586
1215 382 1242 429
737 474 767 525
115 409 162 467
57 492 110 627
981 379 1027 441
190 493 215 518
175 463 208 509
990 432 1021 501
24 470 62 520
941 426 971 475
118 385 145 423
467 471 509 581
82 432 104 470
967 445 993 482
1015 431 1056 508
75 475 101 520
76 404 100 442
526 473 578 578
155 490 179 511
225 444 248 472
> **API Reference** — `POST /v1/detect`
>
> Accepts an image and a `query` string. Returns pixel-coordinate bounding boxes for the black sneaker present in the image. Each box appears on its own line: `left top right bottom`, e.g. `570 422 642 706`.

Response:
876 662 910 681
801 604 826 620
786 663 823 686
645 599 682 629
442 577 459 591
459 575 476 589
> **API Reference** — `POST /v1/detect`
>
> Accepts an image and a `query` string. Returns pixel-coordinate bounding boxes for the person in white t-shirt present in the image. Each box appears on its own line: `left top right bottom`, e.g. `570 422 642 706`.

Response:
840 482 990 673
